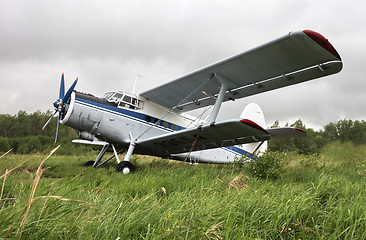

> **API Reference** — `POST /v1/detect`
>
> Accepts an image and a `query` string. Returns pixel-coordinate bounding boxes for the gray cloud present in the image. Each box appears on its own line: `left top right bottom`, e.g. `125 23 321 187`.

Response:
1 0 365 130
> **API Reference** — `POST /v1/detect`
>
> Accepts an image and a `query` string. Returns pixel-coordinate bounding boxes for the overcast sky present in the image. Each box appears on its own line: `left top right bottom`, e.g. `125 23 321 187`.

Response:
0 0 365 130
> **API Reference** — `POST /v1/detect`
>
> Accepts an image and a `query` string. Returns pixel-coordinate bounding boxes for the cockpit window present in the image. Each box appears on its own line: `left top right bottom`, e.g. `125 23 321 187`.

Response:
103 91 143 110
103 92 114 100
109 93 123 102
103 92 123 103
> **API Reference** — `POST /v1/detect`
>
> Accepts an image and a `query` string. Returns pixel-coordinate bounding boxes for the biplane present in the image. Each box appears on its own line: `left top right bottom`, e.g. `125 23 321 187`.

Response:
43 30 342 174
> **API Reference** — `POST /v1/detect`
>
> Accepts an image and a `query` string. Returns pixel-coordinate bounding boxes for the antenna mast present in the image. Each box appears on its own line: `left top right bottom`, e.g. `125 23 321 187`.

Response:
132 75 142 94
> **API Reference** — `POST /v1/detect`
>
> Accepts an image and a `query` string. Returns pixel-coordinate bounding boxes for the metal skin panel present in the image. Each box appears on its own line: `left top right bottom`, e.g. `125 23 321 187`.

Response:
140 30 342 112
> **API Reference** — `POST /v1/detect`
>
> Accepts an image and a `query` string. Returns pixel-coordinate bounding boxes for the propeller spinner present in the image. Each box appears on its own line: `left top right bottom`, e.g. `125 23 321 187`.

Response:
42 73 78 143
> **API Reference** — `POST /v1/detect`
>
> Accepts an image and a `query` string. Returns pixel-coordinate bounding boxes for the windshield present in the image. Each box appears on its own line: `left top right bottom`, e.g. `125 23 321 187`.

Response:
103 92 123 102
103 92 114 100
103 91 143 110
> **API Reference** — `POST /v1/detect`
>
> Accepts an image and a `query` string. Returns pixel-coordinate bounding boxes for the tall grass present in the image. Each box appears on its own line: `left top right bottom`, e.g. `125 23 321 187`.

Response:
1 141 366 239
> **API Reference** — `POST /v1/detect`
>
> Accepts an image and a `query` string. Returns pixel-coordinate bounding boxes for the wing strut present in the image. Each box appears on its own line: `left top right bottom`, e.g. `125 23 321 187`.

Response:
252 140 265 155
208 73 238 125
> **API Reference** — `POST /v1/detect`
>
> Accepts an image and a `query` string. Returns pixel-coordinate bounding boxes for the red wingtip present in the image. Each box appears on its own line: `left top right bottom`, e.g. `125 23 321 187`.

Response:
76 77 79 82
62 72 64 76
295 127 306 134
240 119 269 134
303 30 341 60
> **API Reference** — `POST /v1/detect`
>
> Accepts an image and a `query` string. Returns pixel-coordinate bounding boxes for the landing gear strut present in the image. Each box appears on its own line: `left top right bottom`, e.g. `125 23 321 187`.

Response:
82 142 135 174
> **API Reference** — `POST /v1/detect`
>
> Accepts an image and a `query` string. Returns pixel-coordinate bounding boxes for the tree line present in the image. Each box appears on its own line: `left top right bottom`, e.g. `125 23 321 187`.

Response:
268 119 366 154
0 110 365 155
0 110 81 154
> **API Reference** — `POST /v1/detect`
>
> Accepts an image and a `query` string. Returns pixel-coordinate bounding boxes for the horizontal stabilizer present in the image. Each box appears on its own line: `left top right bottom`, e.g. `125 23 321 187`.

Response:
266 127 306 138
137 119 271 155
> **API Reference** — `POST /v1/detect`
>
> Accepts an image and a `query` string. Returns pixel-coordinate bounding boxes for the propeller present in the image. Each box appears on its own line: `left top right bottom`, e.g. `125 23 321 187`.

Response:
42 73 78 143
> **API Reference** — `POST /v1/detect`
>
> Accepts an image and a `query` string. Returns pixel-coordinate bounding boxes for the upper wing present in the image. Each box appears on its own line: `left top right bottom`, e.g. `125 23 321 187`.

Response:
136 119 271 156
140 30 342 112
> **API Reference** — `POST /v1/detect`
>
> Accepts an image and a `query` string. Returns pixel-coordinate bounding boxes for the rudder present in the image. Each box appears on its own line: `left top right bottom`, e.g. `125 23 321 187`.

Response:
239 103 268 155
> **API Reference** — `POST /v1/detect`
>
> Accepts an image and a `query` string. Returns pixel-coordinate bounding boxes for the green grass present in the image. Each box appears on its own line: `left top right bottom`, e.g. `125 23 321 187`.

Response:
1 141 366 239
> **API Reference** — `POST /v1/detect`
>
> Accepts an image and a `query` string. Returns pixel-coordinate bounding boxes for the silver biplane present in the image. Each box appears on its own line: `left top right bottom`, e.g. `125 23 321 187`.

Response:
43 30 342 174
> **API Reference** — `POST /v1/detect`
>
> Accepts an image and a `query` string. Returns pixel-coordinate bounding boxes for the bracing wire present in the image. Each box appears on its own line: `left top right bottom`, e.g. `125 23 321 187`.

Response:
183 134 199 162
136 77 213 141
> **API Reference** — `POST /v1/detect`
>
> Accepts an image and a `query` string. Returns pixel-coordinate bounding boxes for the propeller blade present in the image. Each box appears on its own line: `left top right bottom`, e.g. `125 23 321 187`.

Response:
62 77 78 103
59 73 65 99
42 110 58 130
54 110 61 143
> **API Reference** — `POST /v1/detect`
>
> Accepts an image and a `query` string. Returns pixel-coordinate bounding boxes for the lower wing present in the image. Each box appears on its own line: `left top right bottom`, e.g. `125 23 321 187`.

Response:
137 119 271 155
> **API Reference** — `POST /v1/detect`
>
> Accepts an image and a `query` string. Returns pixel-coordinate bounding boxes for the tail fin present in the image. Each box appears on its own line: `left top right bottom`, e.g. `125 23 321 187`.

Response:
239 103 268 155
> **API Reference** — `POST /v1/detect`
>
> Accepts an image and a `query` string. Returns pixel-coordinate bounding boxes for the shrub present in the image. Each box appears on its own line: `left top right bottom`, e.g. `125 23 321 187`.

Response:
299 153 321 168
16 136 42 154
244 151 287 180
0 137 10 152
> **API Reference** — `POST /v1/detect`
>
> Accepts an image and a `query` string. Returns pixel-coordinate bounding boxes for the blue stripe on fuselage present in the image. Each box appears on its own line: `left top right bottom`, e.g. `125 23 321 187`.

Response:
75 96 180 132
224 146 251 156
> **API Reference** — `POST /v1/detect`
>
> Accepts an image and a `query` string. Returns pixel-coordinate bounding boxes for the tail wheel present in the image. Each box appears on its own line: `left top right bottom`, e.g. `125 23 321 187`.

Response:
83 160 95 167
116 161 135 174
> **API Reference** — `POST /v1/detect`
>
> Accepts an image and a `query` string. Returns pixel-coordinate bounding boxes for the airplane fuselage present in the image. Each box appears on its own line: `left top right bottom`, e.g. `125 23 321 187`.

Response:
60 91 252 163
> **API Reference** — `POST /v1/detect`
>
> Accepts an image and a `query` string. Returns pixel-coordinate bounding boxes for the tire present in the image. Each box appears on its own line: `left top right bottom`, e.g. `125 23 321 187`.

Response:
83 160 95 167
116 161 135 174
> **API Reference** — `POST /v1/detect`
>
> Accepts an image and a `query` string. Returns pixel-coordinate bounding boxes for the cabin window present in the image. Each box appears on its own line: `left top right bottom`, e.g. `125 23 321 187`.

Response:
145 115 151 123
163 121 169 128
123 95 132 103
119 95 142 110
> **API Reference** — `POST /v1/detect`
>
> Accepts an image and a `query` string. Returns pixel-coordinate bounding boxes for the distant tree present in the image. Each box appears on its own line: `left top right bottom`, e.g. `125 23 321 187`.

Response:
290 120 318 154
351 120 366 144
322 119 366 144
0 137 10 152
0 110 78 154
0 114 13 137
268 119 320 154
270 120 280 128
322 122 337 141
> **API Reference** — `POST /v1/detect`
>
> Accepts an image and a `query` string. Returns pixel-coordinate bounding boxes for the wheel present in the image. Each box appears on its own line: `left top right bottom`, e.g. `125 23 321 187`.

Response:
83 160 95 167
116 161 135 174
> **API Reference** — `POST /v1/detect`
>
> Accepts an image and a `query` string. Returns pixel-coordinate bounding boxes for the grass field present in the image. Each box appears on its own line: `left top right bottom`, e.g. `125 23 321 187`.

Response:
1 141 366 239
